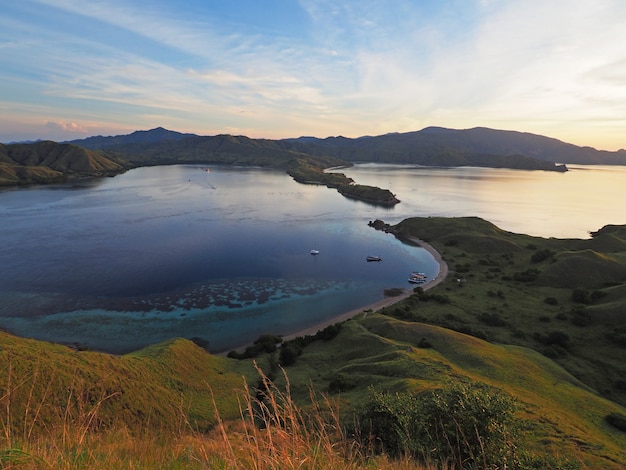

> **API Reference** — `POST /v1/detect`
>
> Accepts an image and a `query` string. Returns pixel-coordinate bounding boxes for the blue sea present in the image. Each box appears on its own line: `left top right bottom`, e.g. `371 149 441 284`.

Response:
0 165 437 353
1 163 624 353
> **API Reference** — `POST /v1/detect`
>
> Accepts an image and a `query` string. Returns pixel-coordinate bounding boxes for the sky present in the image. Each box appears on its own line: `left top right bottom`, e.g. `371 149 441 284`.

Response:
1 0 625 150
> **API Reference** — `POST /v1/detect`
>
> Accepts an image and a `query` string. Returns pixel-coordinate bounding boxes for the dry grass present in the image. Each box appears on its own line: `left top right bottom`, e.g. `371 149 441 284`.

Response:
1 358 435 470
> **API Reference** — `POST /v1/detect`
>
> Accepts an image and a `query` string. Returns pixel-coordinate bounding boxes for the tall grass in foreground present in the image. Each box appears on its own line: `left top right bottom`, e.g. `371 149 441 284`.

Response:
1 359 435 469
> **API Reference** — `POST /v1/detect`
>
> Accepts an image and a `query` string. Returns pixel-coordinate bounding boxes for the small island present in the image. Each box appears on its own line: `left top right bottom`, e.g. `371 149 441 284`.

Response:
287 161 399 206
337 183 399 206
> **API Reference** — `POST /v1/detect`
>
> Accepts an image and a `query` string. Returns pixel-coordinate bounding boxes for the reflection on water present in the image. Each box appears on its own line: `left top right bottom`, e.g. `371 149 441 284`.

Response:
1 163 624 353
342 164 626 239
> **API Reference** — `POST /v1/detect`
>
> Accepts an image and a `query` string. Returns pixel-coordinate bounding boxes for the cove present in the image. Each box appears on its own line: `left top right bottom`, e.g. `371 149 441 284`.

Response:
0 165 438 353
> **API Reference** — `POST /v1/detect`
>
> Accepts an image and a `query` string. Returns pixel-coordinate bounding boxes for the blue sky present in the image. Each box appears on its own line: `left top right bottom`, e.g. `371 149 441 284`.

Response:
1 0 625 150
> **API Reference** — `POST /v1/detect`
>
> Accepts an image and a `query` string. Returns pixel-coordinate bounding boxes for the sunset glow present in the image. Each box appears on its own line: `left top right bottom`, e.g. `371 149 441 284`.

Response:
1 0 625 150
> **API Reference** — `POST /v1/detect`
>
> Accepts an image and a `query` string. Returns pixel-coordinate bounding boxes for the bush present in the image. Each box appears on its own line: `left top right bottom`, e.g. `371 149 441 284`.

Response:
360 381 520 467
606 327 626 347
278 344 300 366
226 334 282 359
572 287 590 304
513 268 539 282
571 309 592 327
479 312 507 326
605 412 626 432
531 248 555 263
590 290 607 301
328 373 357 393
544 296 558 305
546 331 571 349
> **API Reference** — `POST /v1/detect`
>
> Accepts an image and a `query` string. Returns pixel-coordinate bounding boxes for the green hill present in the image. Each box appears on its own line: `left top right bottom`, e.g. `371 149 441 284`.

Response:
381 217 626 405
0 141 128 186
269 314 626 468
0 332 253 434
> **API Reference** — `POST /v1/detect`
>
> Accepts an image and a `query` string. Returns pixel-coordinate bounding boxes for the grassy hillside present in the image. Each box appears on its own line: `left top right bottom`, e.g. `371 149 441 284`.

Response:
268 315 626 468
0 333 254 434
382 217 626 406
0 141 128 186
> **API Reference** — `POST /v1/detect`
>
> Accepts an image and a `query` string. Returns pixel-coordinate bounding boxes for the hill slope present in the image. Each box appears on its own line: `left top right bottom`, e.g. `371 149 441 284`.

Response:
380 216 626 408
0 141 128 186
271 314 626 468
2 313 625 467
0 332 252 433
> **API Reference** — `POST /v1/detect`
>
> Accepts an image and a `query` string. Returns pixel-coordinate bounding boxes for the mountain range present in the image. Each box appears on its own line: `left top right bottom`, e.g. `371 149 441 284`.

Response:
69 125 626 167
3 125 626 187
284 126 626 165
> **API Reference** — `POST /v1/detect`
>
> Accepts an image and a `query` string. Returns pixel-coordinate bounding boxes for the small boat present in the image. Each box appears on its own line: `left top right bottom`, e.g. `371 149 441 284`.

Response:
310 249 319 255
366 256 382 262
408 271 427 284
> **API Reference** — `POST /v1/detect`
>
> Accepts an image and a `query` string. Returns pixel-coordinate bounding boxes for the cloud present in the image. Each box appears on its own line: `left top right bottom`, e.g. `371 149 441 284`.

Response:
46 120 88 134
4 0 625 148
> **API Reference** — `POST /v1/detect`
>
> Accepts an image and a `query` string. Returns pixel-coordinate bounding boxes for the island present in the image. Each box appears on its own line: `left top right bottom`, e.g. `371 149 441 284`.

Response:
287 161 400 206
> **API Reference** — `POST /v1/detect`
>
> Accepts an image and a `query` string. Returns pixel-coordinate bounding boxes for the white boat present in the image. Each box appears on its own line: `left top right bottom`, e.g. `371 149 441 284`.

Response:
366 256 382 262
310 249 319 255
408 272 427 284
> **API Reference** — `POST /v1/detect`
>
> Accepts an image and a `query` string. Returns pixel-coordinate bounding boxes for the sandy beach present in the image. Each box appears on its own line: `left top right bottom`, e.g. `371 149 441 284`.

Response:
280 236 448 341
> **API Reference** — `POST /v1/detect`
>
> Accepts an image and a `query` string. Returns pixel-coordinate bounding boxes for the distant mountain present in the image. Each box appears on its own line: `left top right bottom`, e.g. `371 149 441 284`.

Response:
68 125 626 169
66 127 195 150
0 141 128 186
283 126 626 166
71 130 347 171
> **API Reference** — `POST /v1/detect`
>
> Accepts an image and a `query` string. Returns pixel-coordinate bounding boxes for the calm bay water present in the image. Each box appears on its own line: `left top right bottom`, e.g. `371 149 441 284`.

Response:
342 163 626 239
1 163 624 353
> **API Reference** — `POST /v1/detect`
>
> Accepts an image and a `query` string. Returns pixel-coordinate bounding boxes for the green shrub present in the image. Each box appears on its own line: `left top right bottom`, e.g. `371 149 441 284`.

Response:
479 312 507 326
535 331 571 350
328 373 357 393
572 287 590 304
360 381 520 467
571 309 592 327
513 268 539 282
531 248 555 263
278 344 300 366
544 296 558 305
605 412 626 432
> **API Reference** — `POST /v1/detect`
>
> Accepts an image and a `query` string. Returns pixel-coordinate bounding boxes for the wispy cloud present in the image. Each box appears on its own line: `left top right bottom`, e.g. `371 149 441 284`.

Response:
1 0 625 148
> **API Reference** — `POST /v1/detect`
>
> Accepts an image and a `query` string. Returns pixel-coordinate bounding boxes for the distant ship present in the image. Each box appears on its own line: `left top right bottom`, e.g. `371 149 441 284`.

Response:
366 256 382 262
310 249 319 255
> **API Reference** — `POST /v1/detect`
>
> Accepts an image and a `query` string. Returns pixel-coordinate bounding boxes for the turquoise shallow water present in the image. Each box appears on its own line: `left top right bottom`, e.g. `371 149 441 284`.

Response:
0 165 437 353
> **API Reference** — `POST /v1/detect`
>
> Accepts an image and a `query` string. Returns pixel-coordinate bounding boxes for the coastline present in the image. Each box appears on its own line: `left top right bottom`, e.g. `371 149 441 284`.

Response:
281 236 448 341
222 237 448 353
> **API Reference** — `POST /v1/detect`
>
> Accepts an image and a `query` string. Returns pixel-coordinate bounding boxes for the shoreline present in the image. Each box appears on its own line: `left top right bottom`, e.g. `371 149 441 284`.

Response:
221 237 448 353
281 236 448 341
